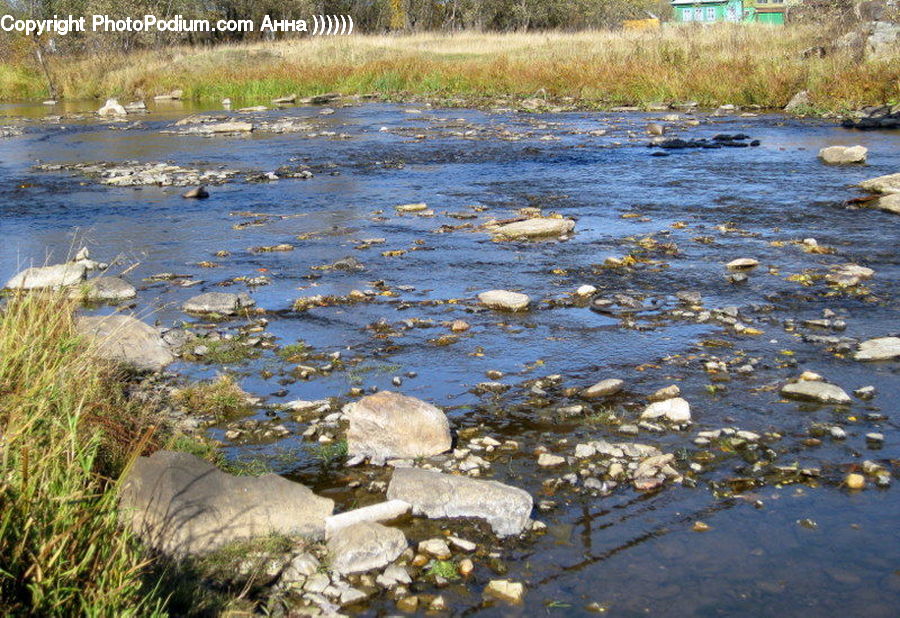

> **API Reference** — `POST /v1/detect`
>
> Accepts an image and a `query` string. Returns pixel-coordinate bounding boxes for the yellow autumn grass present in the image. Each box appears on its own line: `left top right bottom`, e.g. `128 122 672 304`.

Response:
3 24 898 110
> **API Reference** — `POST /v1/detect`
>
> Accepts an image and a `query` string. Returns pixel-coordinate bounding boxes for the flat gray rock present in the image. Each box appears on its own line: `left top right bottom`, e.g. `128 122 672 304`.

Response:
854 337 900 361
182 291 254 315
781 380 851 404
387 467 533 537
345 391 451 460
76 314 174 371
327 522 406 575
5 263 86 290
120 450 333 556
72 276 137 302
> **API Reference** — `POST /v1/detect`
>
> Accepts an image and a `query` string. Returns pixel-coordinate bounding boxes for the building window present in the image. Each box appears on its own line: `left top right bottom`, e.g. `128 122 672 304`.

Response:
694 8 704 21
683 8 693 21
706 7 716 20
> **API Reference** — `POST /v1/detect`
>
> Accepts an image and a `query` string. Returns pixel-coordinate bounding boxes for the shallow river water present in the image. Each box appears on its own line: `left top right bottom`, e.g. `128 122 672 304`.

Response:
1 100 898 616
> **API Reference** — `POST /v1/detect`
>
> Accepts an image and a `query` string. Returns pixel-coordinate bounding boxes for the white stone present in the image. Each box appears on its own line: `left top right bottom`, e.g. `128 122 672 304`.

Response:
854 337 900 361
641 397 692 423
818 145 868 165
5 263 86 290
478 289 530 311
325 500 411 539
492 218 575 239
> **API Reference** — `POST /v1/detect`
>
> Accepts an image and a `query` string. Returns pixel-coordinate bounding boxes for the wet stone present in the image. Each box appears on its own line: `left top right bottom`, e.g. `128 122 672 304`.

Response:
781 380 851 405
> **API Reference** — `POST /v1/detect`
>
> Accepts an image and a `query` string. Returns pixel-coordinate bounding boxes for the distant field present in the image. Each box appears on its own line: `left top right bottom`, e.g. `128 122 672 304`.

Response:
2 25 898 111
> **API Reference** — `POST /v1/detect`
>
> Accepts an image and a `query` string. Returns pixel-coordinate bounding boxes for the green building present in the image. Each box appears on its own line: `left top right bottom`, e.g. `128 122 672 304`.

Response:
670 1 791 25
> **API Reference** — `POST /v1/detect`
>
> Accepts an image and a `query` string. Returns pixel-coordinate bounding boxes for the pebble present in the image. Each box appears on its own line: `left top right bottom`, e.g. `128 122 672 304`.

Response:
537 453 566 467
484 579 525 604
419 538 452 559
845 473 866 490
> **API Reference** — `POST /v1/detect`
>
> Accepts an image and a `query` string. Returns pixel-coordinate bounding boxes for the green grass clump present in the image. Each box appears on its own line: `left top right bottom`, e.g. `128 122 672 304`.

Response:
181 337 259 364
173 375 253 421
425 559 460 581
0 290 165 615
313 439 348 465
276 341 310 361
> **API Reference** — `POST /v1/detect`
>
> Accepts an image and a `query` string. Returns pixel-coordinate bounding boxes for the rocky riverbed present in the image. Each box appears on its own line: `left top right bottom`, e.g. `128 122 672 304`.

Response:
2 99 898 616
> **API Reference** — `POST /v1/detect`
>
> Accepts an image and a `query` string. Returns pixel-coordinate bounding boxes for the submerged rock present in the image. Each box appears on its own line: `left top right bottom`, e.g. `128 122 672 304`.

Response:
327 522 407 575
826 263 874 286
395 202 428 212
344 391 451 460
386 467 533 537
484 579 525 604
76 314 173 371
478 290 530 312
182 291 254 315
182 186 209 199
120 450 333 556
72 276 137 302
781 380 851 404
854 337 900 361
492 217 575 239
818 145 867 165
5 263 86 290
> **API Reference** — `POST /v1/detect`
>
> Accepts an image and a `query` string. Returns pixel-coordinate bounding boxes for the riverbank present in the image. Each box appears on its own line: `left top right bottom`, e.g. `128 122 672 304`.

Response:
2 26 898 112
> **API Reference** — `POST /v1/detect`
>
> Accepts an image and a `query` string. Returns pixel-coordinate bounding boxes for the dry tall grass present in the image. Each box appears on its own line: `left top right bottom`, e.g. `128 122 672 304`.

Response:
4 24 898 110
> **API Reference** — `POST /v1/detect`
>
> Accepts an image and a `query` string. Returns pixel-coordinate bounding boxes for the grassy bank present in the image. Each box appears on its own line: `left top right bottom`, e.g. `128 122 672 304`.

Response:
3 26 898 111
0 292 165 615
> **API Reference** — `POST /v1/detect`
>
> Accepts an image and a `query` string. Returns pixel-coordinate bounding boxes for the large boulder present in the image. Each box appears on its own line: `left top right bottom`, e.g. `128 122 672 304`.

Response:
120 450 334 556
182 292 254 315
345 391 451 460
76 314 174 371
854 336 900 361
327 522 407 575
5 263 86 290
492 218 575 239
818 145 868 165
386 467 533 537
